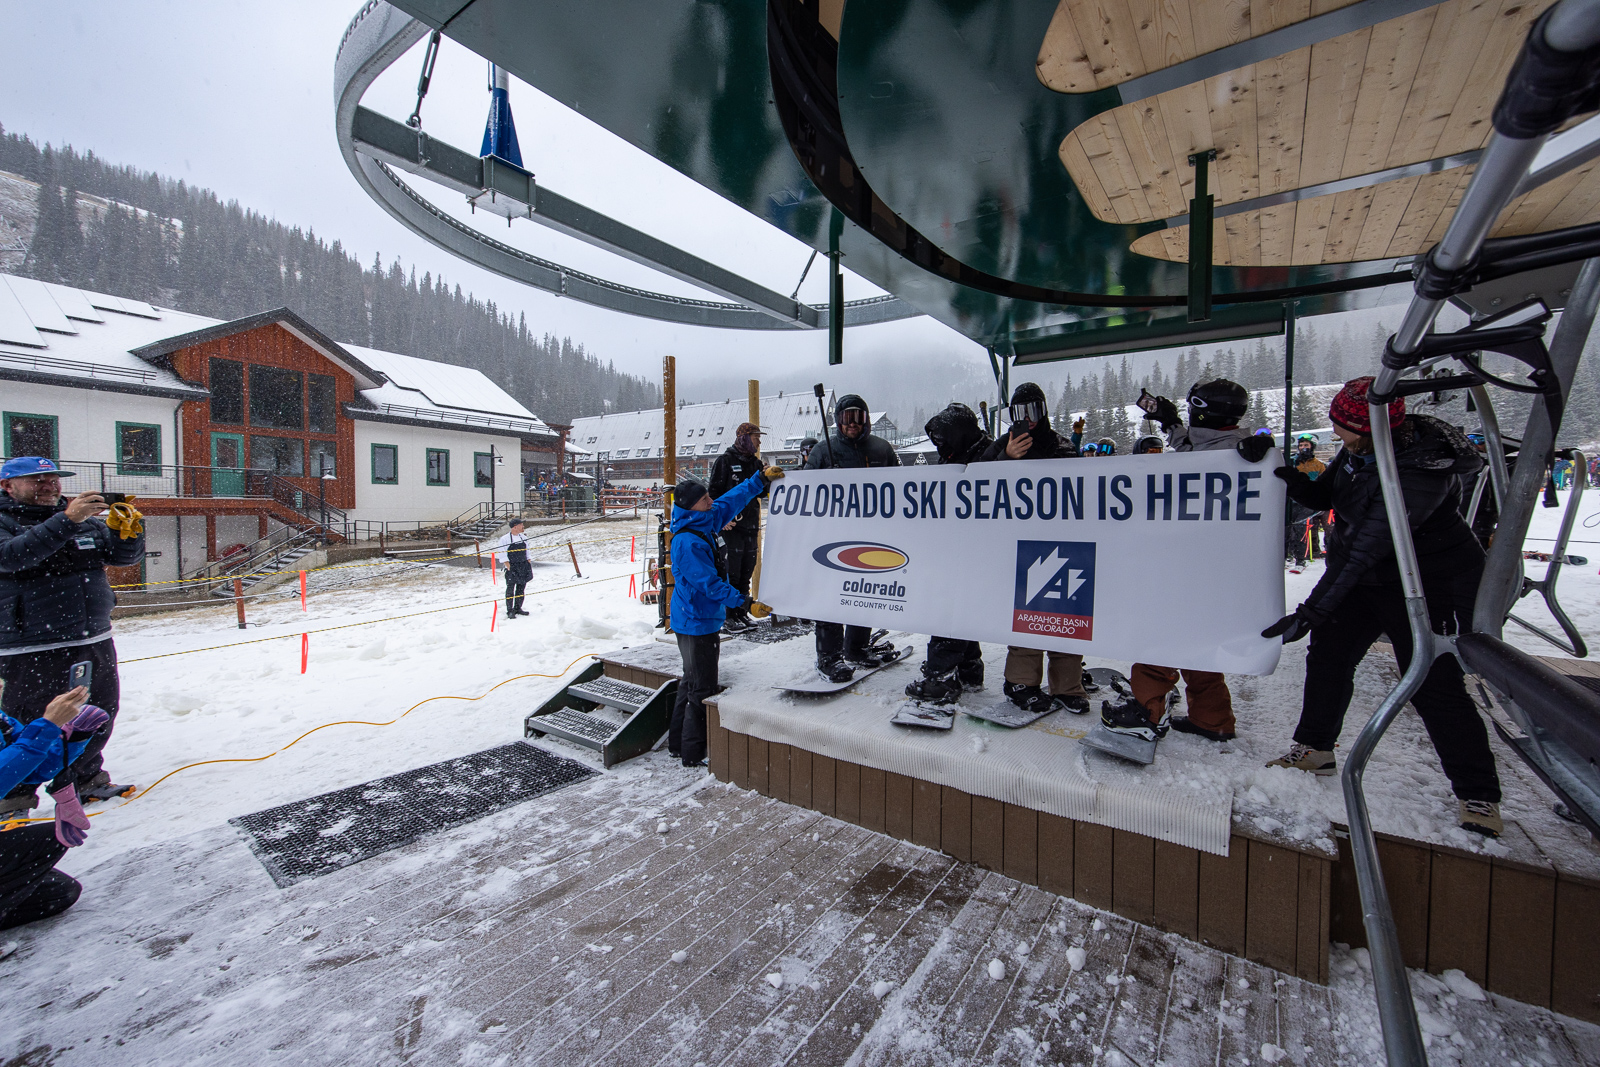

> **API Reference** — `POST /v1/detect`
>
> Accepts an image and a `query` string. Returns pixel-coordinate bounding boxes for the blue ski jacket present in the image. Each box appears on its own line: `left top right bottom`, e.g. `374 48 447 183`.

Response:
0 713 89 796
670 470 770 636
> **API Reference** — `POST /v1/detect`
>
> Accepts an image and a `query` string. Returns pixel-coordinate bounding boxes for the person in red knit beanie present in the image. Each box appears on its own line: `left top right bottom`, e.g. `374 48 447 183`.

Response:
1261 377 1505 837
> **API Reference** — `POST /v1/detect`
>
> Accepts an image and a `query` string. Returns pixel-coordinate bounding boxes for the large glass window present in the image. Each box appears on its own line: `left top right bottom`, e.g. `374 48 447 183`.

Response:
474 452 494 487
426 448 450 486
309 440 337 478
249 366 303 429
250 435 303 475
2 412 57 459
209 359 244 425
308 374 337 433
371 444 398 485
116 423 161 475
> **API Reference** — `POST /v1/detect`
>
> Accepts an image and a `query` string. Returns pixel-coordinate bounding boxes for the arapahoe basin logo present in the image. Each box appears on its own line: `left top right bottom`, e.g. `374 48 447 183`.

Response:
812 541 910 573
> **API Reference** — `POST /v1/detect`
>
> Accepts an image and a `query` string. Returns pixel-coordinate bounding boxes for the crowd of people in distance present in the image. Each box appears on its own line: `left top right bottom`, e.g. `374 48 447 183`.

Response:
663 374 1507 842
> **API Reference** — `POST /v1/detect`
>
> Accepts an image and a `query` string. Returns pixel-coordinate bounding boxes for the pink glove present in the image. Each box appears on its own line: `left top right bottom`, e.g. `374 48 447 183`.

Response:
53 784 91 847
65 704 109 736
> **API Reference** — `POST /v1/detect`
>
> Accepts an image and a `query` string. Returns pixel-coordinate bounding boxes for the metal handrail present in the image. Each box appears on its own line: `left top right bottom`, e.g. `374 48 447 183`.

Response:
1506 448 1590 656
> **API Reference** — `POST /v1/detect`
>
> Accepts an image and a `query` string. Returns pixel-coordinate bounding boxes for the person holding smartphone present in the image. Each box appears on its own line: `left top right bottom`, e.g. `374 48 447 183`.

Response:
0 457 144 818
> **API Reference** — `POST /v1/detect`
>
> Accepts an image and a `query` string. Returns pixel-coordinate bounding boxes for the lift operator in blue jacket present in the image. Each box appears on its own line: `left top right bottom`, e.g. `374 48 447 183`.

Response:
667 463 782 768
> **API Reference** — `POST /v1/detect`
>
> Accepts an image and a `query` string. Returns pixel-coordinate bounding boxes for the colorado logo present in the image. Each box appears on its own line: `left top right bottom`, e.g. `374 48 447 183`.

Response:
812 541 910 573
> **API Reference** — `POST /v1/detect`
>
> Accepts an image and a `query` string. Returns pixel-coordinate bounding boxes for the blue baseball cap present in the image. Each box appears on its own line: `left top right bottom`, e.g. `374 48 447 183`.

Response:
0 457 75 479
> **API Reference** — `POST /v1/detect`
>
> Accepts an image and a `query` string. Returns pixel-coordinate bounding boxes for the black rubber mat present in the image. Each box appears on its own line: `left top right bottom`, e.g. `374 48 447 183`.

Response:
230 742 598 887
734 619 813 645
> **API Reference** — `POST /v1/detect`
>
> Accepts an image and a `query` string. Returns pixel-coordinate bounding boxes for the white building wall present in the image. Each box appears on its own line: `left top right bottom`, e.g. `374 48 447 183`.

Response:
351 420 522 523
0 379 178 468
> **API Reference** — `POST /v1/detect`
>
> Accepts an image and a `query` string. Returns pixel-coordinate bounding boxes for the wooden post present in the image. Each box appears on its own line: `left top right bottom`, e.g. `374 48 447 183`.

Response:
662 355 677 631
233 577 246 629
475 539 482 568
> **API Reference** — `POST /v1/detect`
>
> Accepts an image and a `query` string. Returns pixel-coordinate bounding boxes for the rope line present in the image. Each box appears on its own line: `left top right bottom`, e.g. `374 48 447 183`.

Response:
0 653 601 830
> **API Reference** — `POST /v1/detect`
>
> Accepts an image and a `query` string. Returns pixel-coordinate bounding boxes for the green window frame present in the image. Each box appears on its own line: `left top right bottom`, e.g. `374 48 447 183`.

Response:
474 451 494 488
115 422 162 475
426 448 450 486
3 412 58 459
371 443 399 485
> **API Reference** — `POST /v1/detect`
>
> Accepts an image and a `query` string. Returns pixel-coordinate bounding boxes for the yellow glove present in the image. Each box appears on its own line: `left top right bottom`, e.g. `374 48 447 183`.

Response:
749 601 773 619
762 465 785 481
106 500 144 540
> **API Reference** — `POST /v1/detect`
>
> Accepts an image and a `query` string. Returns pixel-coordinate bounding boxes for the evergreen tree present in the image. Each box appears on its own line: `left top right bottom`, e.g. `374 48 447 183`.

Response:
1292 386 1323 433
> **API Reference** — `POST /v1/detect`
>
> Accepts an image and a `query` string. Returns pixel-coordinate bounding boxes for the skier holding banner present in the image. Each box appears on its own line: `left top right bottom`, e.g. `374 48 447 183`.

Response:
1097 378 1260 744
803 394 901 683
979 384 1092 716
903 403 992 705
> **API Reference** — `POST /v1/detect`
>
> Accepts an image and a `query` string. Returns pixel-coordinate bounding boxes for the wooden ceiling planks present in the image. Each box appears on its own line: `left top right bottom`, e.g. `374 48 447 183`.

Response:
1047 0 1595 265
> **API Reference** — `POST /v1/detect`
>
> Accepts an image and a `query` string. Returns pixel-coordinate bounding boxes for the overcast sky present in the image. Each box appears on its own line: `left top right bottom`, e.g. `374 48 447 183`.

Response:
0 1 989 390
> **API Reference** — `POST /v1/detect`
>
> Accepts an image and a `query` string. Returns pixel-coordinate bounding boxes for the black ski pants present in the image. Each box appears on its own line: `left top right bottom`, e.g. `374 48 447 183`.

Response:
0 824 81 930
722 528 758 618
671 632 719 764
815 622 872 662
1 638 120 799
1297 575 1501 802
925 637 983 684
506 580 528 615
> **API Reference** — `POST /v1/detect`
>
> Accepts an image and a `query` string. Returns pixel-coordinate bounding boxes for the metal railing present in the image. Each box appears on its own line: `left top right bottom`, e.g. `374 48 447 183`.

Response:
53 461 347 529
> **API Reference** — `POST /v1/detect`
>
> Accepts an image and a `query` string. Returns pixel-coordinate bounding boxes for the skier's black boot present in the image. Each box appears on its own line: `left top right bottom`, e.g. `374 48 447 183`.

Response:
1003 682 1054 714
1052 694 1092 715
846 643 896 669
1099 697 1162 742
958 661 985 691
818 656 855 684
78 772 135 803
905 668 961 706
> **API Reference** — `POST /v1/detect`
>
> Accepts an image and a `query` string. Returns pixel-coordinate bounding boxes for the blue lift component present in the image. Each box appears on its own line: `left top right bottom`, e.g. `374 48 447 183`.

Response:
480 64 523 168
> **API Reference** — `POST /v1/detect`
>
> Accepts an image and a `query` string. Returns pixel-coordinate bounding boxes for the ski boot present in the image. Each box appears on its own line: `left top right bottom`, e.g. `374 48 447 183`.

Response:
958 660 985 692
817 656 855 684
1097 697 1162 742
722 613 753 635
0 792 37 818
845 642 897 670
1169 717 1235 742
79 771 136 803
1051 694 1092 715
905 668 961 706
1002 682 1054 715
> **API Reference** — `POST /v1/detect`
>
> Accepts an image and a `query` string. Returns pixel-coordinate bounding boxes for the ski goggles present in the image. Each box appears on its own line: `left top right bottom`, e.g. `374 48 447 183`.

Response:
838 406 868 429
1007 401 1047 426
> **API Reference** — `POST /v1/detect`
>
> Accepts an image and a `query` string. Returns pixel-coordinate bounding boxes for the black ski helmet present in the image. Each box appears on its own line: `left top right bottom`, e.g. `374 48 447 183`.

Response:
1186 378 1249 428
1007 382 1049 428
1134 434 1164 454
835 393 870 433
925 402 985 462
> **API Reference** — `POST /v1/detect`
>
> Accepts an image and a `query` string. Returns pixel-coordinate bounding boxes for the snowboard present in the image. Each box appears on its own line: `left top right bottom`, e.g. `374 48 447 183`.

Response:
1077 667 1158 765
773 645 913 695
964 697 1056 729
890 701 956 730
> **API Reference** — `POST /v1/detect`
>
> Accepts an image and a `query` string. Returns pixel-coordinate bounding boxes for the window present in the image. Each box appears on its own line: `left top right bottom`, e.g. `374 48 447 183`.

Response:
371 444 398 484
250 435 303 475
658 447 666 457
474 451 494 488
249 365 303 429
426 448 450 486
309 440 337 478
596 451 610 462
703 443 719 455
614 449 631 459
209 359 244 425
785 436 803 449
308 374 337 433
715 426 724 435
3 412 57 459
698 428 706 436
116 423 161 475
643 431 651 440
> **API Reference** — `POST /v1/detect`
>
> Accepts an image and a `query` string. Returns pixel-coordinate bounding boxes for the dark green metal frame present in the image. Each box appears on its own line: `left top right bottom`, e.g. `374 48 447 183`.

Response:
523 660 679 769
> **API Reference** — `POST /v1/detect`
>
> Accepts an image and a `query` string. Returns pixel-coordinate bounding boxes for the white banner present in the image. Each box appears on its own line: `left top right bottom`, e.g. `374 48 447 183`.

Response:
761 452 1287 675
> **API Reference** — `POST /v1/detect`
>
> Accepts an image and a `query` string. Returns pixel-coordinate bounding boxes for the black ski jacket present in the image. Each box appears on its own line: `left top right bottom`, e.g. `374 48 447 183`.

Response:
978 423 1074 462
709 446 765 533
0 494 145 652
1283 415 1484 616
803 432 900 470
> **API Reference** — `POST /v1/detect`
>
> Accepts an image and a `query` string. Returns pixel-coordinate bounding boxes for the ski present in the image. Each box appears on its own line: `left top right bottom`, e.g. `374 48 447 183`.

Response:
773 645 914 694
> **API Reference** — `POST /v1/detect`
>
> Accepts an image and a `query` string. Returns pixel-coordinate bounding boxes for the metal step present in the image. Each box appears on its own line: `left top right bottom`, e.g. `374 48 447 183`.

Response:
532 707 622 750
567 676 657 714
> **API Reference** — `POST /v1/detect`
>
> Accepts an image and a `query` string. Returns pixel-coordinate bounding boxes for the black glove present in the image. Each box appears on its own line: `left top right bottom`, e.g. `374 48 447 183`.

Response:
1274 465 1310 491
1261 604 1322 643
1237 435 1274 463
1151 396 1181 431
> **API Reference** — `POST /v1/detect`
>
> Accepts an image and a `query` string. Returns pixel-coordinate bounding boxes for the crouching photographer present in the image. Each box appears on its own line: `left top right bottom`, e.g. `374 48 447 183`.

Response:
0 685 103 930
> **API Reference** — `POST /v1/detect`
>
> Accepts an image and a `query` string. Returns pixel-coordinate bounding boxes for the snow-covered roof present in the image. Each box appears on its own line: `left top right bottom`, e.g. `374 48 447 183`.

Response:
569 392 836 462
0 273 216 397
894 434 939 454
343 344 553 439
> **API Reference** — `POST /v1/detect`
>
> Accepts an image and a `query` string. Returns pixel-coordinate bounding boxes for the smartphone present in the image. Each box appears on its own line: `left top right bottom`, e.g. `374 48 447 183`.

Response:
101 492 129 505
69 660 93 690
1136 388 1159 414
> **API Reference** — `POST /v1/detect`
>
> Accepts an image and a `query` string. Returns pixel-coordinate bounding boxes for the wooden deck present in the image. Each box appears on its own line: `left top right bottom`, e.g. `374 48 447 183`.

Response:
7 747 1597 1066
